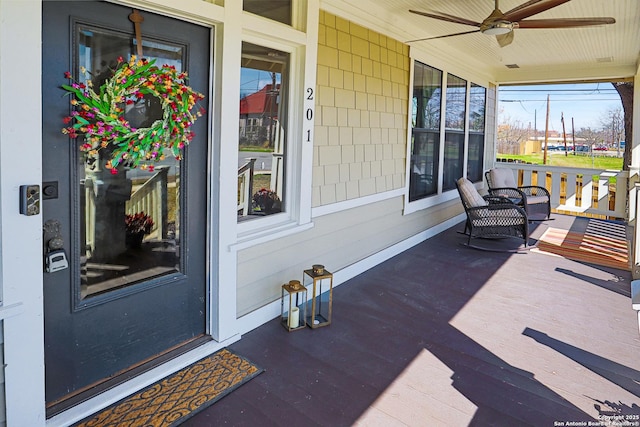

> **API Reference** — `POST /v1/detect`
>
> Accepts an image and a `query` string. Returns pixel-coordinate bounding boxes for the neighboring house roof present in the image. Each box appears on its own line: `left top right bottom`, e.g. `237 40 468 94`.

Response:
239 84 279 116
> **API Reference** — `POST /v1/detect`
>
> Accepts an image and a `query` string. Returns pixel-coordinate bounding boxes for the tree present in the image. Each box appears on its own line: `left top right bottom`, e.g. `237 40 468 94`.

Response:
599 106 624 147
612 82 633 170
497 112 531 154
575 127 603 146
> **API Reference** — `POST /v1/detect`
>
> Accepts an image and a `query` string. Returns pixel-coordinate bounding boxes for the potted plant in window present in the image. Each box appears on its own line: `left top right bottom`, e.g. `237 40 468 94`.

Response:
252 188 281 214
124 212 154 248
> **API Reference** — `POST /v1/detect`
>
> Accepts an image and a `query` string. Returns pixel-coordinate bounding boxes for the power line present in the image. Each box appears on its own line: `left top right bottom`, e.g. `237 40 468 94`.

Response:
500 98 620 102
500 88 617 92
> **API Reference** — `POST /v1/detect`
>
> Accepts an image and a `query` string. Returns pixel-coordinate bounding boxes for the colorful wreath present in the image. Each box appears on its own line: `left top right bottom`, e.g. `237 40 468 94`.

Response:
62 55 205 173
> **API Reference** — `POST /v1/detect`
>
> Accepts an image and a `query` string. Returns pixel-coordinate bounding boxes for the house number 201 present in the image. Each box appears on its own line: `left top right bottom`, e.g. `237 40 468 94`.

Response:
306 88 314 142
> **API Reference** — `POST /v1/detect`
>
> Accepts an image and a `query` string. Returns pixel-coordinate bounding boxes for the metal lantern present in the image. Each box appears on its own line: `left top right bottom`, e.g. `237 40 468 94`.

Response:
281 280 307 332
304 264 333 328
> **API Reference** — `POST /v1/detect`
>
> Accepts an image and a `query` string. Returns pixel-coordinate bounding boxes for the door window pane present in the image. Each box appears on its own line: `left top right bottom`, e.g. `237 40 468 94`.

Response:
443 74 466 191
77 26 184 299
238 42 289 220
410 62 442 201
244 0 292 25
468 84 486 183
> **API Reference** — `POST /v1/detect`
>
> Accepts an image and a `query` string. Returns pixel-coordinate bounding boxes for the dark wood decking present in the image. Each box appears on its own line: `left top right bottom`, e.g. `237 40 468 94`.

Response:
185 215 640 426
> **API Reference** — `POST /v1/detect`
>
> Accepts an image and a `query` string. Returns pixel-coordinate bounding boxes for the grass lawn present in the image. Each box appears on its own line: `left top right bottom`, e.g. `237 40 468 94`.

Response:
239 146 273 153
497 153 623 170
253 174 271 190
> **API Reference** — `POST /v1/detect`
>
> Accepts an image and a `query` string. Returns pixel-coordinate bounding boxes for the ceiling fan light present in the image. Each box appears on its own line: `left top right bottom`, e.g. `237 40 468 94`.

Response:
482 21 513 35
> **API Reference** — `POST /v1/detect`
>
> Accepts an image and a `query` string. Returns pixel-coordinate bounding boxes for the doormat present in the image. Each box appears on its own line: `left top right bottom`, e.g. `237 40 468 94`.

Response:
75 348 263 427
534 220 629 271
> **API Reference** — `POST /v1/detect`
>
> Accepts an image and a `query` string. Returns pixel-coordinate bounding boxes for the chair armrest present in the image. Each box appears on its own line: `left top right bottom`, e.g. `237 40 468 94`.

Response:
518 185 550 198
487 186 526 201
483 195 515 205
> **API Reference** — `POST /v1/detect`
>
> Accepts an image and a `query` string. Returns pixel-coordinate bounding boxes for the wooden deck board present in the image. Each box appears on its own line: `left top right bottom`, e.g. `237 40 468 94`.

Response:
184 215 640 426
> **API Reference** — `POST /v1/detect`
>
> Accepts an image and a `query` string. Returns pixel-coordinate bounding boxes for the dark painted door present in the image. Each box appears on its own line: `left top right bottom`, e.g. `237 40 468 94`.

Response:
42 1 210 406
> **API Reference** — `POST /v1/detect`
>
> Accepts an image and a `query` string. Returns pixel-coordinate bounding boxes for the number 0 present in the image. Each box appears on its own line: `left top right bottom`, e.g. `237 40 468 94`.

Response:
306 108 313 120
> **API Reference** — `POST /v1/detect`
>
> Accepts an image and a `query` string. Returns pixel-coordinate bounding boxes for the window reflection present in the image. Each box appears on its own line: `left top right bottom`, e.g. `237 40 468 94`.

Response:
443 74 467 191
410 62 442 201
77 26 184 299
238 42 289 220
468 84 486 183
243 0 292 25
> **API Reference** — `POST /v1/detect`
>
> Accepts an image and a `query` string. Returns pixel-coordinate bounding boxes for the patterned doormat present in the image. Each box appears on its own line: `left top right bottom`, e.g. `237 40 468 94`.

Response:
75 348 262 427
534 219 629 271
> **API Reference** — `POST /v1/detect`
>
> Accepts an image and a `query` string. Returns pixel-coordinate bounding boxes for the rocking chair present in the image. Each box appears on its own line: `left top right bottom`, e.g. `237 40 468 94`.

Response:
485 167 551 221
456 177 530 251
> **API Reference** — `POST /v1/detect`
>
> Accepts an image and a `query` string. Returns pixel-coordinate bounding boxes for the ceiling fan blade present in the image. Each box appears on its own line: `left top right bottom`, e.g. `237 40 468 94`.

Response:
503 0 571 22
406 29 481 44
517 17 615 28
503 0 546 16
496 31 514 47
409 9 481 27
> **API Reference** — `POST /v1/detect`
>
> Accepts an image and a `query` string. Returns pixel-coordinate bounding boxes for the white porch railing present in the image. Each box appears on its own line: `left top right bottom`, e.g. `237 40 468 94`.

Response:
238 158 256 216
493 161 629 219
126 166 170 238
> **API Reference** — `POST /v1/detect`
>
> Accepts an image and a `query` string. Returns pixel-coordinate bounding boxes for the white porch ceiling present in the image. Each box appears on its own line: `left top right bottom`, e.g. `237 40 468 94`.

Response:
322 0 640 84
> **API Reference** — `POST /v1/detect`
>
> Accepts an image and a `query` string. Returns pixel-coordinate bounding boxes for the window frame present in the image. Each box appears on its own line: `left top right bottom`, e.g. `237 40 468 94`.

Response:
404 56 489 215
409 61 443 202
443 73 468 192
467 83 487 183
235 32 310 245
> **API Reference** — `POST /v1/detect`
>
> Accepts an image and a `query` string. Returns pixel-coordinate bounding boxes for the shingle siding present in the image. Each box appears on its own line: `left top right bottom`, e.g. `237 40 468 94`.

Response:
314 11 409 207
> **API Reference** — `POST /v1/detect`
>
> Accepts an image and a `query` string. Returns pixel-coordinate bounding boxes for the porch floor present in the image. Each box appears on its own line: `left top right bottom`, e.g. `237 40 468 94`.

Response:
185 214 640 426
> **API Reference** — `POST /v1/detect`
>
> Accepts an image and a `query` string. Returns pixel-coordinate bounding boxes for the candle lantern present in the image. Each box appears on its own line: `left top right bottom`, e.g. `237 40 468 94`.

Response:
281 280 307 332
303 264 333 328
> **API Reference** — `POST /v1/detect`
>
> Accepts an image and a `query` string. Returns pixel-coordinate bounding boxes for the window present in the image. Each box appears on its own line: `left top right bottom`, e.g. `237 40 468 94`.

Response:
244 0 292 25
408 60 488 204
238 42 290 222
443 74 466 191
410 62 442 202
468 84 486 183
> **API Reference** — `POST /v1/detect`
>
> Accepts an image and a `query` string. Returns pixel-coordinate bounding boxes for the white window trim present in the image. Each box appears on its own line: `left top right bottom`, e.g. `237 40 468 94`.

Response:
234 3 318 246
235 35 303 238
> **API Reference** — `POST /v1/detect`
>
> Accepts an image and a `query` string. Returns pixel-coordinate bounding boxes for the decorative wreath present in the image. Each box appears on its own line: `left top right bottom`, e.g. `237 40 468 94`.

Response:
62 55 205 173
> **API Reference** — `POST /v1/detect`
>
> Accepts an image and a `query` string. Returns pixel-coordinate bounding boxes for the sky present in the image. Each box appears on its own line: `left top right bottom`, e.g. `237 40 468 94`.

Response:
240 68 281 99
498 83 622 133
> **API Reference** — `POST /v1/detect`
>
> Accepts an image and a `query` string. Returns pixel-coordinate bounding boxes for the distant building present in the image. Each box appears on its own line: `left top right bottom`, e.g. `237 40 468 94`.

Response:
239 83 280 147
522 135 587 154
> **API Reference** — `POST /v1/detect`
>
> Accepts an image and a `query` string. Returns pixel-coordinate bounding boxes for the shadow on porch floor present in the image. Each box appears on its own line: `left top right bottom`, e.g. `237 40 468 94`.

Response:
185 214 639 426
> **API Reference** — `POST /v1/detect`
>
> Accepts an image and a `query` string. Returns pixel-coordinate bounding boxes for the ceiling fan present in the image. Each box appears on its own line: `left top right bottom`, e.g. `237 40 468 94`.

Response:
408 0 615 47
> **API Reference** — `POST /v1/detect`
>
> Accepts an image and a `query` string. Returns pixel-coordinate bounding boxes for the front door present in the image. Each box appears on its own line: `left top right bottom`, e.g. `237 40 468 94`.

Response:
42 1 211 410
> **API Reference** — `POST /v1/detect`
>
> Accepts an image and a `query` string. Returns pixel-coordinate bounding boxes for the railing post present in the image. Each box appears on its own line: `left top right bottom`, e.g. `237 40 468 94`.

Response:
237 158 256 216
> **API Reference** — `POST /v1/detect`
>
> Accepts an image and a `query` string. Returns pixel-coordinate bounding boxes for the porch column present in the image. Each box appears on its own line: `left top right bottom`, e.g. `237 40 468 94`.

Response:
0 0 46 424
630 68 640 278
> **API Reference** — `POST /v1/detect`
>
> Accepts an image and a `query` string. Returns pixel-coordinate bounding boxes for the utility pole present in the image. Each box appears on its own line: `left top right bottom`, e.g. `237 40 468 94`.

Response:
543 95 550 165
571 117 576 152
561 112 567 157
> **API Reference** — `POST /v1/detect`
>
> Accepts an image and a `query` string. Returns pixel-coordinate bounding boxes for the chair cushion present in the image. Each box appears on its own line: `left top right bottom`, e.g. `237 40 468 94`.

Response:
457 177 487 207
489 168 516 188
